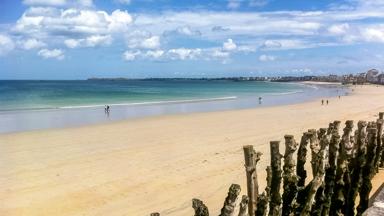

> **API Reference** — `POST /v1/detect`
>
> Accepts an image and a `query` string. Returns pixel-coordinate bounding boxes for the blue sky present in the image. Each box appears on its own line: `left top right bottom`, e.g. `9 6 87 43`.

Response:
1 0 384 79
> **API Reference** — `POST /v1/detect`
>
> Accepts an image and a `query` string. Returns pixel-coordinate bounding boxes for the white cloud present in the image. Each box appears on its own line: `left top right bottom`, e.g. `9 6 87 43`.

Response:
13 8 132 39
38 48 64 60
168 48 201 60
0 35 15 56
64 39 81 48
259 54 275 61
260 40 282 49
123 50 140 61
20 38 46 50
141 36 160 49
328 23 350 35
212 50 230 58
128 35 160 49
361 27 384 43
64 35 112 48
145 50 164 59
108 9 133 32
175 26 201 36
223 38 237 51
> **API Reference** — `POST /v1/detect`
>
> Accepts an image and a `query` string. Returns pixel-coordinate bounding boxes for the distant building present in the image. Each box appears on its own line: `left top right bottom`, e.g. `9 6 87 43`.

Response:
366 69 380 83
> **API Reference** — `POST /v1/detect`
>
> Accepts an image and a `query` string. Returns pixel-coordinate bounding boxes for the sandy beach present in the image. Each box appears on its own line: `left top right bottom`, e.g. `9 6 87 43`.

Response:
1 84 384 216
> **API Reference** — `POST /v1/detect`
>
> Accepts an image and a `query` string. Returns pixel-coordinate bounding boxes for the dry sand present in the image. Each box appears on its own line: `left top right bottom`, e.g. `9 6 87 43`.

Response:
1 84 384 216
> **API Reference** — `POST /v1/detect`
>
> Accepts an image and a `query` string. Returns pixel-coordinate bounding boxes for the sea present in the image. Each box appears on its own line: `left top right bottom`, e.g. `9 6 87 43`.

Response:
0 80 348 133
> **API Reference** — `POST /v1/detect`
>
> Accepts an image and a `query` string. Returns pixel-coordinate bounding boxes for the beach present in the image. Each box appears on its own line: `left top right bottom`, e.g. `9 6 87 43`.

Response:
0 84 384 216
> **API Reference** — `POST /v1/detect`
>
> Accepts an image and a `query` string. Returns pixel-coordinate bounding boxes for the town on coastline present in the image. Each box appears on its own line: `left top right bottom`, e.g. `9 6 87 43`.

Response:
88 69 384 85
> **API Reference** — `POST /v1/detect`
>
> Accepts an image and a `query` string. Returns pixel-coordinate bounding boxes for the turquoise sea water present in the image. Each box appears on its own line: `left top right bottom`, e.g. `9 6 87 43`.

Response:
0 80 307 111
0 80 348 133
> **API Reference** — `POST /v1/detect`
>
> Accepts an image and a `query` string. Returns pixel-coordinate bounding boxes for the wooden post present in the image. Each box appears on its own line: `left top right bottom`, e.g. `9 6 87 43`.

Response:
357 127 378 215
297 132 309 187
220 184 241 216
282 135 298 216
269 141 282 216
346 121 367 216
243 145 262 216
192 198 209 216
239 195 249 216
150 213 160 216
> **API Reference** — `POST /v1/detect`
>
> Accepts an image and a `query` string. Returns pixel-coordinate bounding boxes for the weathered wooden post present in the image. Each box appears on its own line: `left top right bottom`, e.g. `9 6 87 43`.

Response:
192 198 209 216
239 195 249 216
374 115 383 172
297 132 309 187
321 132 340 216
310 128 329 216
357 127 378 216
220 184 241 216
282 135 298 216
256 166 272 216
269 141 283 216
346 121 367 216
243 145 262 216
308 129 321 179
330 120 354 215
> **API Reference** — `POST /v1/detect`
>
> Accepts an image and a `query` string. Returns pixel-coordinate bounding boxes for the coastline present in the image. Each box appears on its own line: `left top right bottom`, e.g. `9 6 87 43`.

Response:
0 82 347 134
0 84 383 215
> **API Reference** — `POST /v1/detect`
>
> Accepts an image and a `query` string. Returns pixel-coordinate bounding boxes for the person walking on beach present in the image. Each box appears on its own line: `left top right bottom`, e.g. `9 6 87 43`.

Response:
321 99 324 105
258 96 263 104
326 100 329 105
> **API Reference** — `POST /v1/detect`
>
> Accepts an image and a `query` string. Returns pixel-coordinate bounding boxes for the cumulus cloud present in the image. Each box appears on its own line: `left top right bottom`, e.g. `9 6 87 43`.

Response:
168 48 201 60
0 35 15 56
361 27 384 43
64 35 112 48
145 50 164 59
128 35 160 49
259 54 275 61
38 48 64 60
20 38 46 50
123 50 140 61
13 8 132 41
223 38 237 51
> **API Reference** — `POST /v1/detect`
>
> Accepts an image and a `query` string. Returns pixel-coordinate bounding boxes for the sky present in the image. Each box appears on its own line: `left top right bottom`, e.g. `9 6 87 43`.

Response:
1 0 384 79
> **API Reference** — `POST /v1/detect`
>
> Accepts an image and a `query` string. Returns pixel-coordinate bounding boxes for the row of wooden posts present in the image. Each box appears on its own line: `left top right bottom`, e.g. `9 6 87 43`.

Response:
151 112 384 216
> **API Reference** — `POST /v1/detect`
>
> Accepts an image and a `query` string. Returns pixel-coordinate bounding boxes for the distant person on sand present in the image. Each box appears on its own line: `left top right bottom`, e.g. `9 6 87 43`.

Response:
105 105 110 115
326 100 329 105
321 99 324 105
